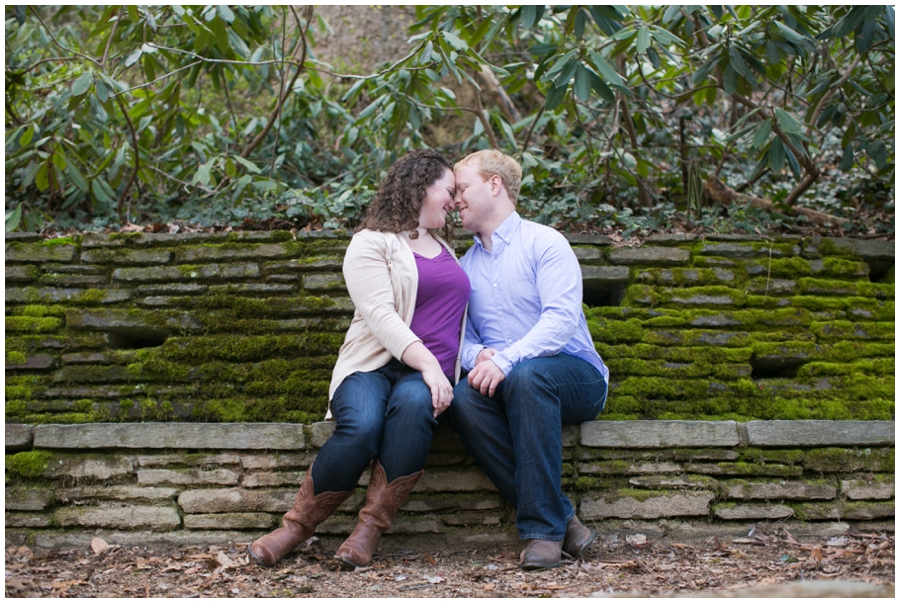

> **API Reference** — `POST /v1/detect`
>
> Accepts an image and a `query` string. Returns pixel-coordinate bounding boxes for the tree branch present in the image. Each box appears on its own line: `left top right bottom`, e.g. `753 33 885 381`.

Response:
240 6 313 159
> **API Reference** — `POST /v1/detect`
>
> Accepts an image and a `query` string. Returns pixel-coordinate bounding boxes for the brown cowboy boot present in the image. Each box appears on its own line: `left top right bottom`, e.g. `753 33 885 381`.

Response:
562 516 594 558
334 460 422 568
249 465 351 568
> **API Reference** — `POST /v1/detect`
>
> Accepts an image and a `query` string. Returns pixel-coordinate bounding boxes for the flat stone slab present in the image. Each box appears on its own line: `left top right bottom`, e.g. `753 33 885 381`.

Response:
54 505 182 531
609 247 691 266
715 504 795 520
745 420 894 447
581 265 630 284
726 482 836 501
581 492 715 519
178 488 296 514
581 421 739 448
6 424 34 450
33 423 306 450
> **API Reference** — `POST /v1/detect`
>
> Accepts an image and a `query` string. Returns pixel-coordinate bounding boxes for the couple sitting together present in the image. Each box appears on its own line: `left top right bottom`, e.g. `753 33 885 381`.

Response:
249 148 609 571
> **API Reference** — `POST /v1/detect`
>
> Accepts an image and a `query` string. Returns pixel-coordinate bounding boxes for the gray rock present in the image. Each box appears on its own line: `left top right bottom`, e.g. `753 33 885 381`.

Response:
54 505 182 530
208 283 295 294
137 453 242 467
573 247 602 261
136 283 208 295
824 237 894 261
5 513 51 528
841 479 894 500
726 482 836 500
178 488 296 513
303 273 346 290
609 247 691 266
183 513 276 530
239 452 315 471
7 353 57 370
564 234 612 246
417 468 496 492
6 244 76 263
59 486 180 503
798 501 895 521
581 492 715 519
582 265 630 283
644 234 697 246
715 504 794 520
745 420 894 446
81 249 173 265
6 487 55 511
581 421 740 448
628 476 718 490
32 529 257 550
6 424 34 450
242 471 305 488
5 265 38 282
34 423 307 450
308 422 335 448
44 456 133 480
137 468 240 487
175 244 289 262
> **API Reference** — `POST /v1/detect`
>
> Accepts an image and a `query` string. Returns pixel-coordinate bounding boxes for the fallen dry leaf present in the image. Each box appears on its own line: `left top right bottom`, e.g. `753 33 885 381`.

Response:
91 538 111 555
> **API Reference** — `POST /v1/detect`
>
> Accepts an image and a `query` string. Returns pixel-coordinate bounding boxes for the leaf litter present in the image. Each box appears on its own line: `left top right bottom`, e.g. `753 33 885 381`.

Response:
4 527 893 597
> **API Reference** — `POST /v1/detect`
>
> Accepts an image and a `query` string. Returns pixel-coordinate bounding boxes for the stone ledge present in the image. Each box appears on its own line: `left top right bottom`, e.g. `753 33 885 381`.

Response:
581 421 740 448
12 420 896 451
31 423 306 450
6 424 33 450
745 420 895 447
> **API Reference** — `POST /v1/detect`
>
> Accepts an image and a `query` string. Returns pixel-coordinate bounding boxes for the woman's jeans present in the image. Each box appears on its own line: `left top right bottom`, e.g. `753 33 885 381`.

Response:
448 354 607 541
311 359 439 494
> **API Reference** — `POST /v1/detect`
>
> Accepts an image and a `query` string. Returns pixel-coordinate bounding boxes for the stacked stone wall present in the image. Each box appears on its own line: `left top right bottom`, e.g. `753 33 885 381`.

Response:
5 231 894 424
6 420 893 549
5 230 895 547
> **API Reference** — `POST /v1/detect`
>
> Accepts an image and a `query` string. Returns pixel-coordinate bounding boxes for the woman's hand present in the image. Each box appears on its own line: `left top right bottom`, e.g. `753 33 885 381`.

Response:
401 341 454 417
421 364 453 417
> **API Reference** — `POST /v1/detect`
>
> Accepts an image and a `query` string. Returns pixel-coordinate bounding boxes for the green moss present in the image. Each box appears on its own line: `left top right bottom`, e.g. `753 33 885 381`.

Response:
76 289 107 305
613 488 669 503
738 448 805 465
6 351 28 365
5 316 64 333
588 318 643 343
811 321 894 341
6 399 27 417
6 450 52 478
14 305 68 317
160 334 344 363
42 236 77 246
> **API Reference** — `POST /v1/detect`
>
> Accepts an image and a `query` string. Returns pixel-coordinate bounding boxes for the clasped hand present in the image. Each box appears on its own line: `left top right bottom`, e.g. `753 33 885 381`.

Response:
467 347 504 397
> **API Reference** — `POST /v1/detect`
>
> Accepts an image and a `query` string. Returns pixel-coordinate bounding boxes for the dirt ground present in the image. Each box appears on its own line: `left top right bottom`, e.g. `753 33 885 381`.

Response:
5 526 893 598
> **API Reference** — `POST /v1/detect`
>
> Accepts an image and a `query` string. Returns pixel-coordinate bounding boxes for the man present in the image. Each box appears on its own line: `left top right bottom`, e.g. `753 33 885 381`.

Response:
449 149 609 570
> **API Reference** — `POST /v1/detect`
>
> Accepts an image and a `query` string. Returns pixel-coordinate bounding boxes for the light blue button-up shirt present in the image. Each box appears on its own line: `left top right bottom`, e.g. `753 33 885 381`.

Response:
460 212 608 383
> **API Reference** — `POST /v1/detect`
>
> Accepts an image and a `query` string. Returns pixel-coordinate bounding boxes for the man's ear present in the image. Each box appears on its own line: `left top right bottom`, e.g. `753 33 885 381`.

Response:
489 174 503 196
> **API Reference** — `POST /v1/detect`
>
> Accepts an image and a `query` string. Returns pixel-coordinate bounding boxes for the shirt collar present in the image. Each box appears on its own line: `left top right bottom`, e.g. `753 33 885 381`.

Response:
474 212 521 251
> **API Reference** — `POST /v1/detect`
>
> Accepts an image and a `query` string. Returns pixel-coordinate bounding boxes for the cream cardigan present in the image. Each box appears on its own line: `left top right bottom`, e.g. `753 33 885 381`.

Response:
326 229 466 418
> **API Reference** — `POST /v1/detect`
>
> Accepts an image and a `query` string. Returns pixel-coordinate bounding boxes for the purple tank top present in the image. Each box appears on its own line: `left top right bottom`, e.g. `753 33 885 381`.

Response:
409 246 471 378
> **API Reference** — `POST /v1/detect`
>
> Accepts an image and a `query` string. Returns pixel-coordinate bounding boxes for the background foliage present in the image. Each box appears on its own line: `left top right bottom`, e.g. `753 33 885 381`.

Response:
5 5 894 236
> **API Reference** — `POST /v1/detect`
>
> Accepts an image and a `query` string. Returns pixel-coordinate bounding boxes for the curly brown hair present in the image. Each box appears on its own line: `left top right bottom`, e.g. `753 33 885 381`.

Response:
357 148 453 234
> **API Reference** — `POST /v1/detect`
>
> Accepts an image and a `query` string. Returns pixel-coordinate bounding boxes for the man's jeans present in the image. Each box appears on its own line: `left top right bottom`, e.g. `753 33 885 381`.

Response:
449 354 607 541
311 359 439 494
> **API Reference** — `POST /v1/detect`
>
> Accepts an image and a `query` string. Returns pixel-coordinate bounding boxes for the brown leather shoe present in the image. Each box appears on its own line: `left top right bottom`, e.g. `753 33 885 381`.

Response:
520 539 563 570
335 460 422 568
249 465 351 568
563 517 594 558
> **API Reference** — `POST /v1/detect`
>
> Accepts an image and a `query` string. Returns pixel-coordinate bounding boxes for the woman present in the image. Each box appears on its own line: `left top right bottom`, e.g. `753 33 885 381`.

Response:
250 149 470 568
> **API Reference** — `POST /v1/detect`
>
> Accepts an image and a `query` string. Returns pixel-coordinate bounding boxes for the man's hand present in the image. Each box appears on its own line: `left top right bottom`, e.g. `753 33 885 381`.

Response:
468 355 505 397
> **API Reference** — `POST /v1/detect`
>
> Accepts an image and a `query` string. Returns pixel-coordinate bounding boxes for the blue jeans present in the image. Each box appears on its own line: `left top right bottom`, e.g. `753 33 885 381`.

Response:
311 359 439 493
449 354 607 541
